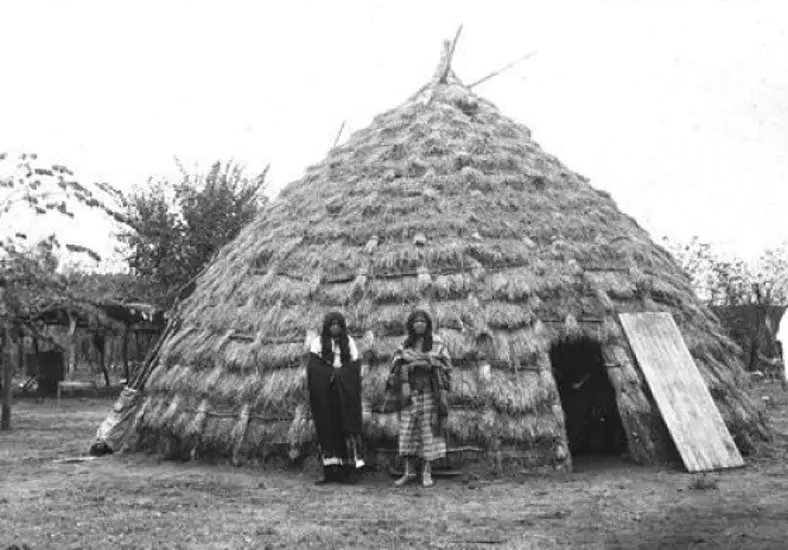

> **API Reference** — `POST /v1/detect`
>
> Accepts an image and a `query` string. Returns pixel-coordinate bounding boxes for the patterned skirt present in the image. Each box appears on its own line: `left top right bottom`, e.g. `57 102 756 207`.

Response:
398 391 447 461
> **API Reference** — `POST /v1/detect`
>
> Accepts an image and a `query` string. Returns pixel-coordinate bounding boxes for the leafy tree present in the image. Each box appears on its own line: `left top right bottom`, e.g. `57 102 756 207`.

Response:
63 271 160 305
748 245 788 306
662 236 718 303
1 166 122 429
0 236 97 430
664 236 788 371
119 161 268 304
115 182 181 302
663 237 788 307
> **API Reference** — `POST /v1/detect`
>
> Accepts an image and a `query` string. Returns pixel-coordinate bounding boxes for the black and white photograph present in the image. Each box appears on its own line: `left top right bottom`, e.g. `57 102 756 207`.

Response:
1 1 787 548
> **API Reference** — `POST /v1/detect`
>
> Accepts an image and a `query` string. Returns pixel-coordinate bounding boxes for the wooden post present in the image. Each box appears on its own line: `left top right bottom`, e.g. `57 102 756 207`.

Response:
468 50 539 89
106 332 115 375
122 324 130 382
431 25 463 84
95 331 110 387
67 311 78 378
133 329 142 371
2 321 13 431
17 332 25 377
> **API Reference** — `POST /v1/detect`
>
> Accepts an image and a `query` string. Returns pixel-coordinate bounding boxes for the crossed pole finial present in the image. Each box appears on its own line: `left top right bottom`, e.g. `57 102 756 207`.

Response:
432 25 463 85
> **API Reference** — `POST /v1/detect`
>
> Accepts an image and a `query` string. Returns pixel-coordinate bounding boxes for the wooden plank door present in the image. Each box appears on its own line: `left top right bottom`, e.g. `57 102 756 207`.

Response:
619 312 743 472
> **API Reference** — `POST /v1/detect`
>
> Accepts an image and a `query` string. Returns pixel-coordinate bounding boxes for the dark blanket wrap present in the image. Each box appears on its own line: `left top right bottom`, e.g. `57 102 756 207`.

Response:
306 353 363 460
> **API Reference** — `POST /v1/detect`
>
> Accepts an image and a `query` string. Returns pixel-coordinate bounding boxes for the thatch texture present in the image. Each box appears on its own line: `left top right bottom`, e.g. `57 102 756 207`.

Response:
110 69 769 471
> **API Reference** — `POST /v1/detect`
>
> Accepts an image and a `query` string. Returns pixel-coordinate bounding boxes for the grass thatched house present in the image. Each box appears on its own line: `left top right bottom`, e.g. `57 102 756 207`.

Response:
101 44 769 472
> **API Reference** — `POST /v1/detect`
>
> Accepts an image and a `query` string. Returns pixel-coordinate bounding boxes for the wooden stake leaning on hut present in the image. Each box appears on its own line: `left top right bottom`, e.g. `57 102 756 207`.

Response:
129 259 216 390
129 311 180 390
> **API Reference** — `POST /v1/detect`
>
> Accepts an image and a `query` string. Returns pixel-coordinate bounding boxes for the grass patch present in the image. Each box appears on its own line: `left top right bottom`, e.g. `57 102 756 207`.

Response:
1 382 788 549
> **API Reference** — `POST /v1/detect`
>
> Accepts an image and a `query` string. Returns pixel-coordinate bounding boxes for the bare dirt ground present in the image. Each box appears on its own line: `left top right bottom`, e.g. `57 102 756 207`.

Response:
2 382 788 549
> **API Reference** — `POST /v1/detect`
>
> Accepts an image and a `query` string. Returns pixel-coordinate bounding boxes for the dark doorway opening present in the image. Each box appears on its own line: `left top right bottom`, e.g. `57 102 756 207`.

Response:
550 336 626 458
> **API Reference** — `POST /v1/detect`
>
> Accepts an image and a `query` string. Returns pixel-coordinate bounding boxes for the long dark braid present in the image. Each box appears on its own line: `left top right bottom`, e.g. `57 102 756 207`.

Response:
320 311 351 366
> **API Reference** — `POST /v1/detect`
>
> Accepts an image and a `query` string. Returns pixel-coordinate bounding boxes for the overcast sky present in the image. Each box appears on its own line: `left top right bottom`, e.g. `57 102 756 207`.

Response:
2 0 786 261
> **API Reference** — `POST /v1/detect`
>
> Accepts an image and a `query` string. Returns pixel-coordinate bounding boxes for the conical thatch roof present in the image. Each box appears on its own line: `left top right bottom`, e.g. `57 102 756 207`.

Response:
108 49 769 472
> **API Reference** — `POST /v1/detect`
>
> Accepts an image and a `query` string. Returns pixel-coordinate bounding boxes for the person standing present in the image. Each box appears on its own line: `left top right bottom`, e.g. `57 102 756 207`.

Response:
387 309 452 488
306 311 365 484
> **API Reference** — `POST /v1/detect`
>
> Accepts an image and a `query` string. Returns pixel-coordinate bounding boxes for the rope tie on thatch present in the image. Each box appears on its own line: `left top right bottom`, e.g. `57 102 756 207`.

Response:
582 265 631 273
164 399 542 426
230 404 251 464
377 445 484 454
253 260 642 286
185 398 210 437
180 407 296 422
223 315 606 347
541 318 604 324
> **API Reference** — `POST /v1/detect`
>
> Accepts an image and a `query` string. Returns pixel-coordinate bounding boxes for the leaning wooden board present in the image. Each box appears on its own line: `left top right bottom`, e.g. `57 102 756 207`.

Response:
619 312 744 472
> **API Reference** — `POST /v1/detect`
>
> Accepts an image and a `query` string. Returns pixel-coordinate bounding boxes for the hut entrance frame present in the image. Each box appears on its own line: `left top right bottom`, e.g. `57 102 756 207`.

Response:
549 335 626 459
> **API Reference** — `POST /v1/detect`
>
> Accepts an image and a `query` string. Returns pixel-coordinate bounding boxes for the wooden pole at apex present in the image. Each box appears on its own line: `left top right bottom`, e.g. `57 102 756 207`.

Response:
332 121 346 149
468 49 538 89
433 24 464 84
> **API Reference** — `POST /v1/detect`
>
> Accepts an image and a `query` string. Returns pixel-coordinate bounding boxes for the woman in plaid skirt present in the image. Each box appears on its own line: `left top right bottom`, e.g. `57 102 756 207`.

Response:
386 309 452 488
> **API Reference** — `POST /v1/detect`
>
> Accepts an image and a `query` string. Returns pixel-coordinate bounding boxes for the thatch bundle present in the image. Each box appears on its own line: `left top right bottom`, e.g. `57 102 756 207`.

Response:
103 50 769 472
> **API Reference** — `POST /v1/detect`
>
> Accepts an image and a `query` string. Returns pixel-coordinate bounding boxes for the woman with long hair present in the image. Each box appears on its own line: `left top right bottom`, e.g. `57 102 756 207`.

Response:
306 311 364 484
386 309 452 488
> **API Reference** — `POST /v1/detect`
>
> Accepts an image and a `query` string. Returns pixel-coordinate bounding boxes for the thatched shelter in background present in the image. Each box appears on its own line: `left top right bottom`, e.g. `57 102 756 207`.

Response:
711 304 786 372
99 42 769 472
6 300 164 394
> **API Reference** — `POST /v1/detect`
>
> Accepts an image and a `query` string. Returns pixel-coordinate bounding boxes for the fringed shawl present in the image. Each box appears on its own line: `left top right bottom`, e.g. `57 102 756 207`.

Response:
384 336 452 435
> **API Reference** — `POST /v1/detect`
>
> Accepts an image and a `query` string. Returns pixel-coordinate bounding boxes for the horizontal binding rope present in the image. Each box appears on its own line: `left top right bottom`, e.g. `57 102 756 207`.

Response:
377 445 483 454
248 262 500 284
368 404 523 414
321 271 360 284
227 333 307 344
211 411 293 422
583 266 630 273
170 405 296 422
541 318 604 324
228 325 600 346
251 261 659 286
163 403 530 423
227 329 379 344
